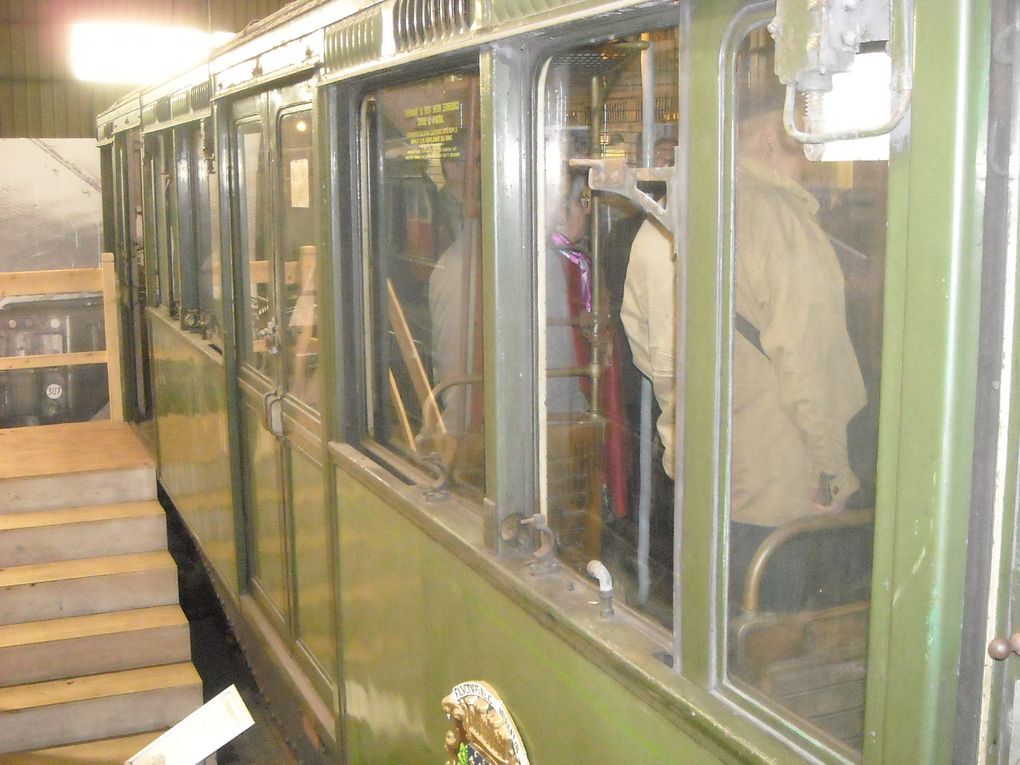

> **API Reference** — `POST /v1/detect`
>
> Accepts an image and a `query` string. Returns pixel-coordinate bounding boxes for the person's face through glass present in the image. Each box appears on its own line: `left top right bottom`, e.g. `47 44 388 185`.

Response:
654 138 676 167
555 181 591 244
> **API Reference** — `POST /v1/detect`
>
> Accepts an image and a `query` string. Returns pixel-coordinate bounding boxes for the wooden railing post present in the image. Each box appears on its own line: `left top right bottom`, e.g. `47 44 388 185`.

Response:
101 253 125 422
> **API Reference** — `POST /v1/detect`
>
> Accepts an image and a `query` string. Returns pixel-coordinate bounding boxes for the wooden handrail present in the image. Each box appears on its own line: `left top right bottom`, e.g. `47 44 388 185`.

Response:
0 351 107 372
0 267 102 298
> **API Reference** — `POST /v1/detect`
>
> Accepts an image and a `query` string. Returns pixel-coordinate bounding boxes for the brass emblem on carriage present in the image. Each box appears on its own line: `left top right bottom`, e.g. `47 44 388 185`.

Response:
442 681 529 765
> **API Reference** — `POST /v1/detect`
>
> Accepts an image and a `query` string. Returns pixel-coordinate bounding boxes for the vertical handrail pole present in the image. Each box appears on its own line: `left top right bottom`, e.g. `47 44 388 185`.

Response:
101 252 125 421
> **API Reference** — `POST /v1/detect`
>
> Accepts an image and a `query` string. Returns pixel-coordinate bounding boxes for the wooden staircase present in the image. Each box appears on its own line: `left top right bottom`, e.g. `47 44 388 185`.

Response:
0 421 204 762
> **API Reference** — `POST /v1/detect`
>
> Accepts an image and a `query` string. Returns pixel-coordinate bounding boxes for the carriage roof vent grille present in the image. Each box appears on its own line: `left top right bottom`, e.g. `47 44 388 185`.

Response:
170 91 189 119
190 81 211 111
393 0 473 53
154 95 172 123
325 9 383 72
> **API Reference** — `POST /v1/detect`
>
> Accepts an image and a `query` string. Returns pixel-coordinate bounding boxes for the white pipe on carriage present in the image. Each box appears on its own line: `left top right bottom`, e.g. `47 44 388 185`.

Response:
586 559 615 618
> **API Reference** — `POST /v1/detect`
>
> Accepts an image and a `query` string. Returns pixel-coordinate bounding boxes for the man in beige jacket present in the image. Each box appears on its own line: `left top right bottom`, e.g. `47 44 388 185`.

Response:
621 112 866 611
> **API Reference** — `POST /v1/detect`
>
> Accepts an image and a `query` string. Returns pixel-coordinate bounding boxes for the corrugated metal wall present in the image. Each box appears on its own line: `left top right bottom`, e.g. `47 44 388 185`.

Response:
0 0 291 138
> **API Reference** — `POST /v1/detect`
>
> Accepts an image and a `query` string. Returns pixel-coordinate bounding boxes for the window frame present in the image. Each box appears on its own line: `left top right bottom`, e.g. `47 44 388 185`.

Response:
172 124 201 327
141 134 163 309
351 59 489 504
533 21 685 635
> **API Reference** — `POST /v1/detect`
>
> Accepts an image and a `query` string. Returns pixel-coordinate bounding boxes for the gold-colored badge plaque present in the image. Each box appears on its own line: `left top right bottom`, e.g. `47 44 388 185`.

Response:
442 681 530 765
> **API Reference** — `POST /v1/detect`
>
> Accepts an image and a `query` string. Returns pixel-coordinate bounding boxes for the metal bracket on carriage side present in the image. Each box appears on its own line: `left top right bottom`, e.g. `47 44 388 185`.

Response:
423 452 451 501
520 513 558 574
569 158 675 236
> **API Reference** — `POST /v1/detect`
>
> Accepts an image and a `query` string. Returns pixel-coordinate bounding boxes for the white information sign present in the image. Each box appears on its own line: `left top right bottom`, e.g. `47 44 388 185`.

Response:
290 158 310 208
125 685 255 765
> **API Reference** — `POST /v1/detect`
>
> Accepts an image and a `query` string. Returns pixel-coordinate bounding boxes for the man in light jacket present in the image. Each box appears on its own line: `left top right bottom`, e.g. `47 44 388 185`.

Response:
621 109 866 611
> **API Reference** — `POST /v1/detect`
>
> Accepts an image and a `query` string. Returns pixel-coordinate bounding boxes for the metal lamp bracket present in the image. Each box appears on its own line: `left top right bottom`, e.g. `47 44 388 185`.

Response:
771 0 914 146
568 158 675 237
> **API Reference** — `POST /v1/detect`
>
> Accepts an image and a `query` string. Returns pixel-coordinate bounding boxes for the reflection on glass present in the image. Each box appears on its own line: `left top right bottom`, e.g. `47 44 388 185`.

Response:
235 122 277 377
541 30 678 626
725 28 883 755
279 111 320 410
363 72 484 499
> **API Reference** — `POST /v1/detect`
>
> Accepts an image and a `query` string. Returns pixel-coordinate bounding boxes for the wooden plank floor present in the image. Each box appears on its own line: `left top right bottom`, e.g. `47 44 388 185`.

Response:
0 422 153 480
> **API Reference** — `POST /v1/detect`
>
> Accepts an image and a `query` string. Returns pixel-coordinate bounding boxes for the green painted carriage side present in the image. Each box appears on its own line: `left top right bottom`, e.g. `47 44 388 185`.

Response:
335 465 731 764
862 1 990 762
150 312 240 599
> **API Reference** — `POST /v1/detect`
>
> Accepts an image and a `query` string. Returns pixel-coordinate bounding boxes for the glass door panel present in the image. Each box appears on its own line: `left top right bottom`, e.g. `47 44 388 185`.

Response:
235 119 279 379
278 109 321 411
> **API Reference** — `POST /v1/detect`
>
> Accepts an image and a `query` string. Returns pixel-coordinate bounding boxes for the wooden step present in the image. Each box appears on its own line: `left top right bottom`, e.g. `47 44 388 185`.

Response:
0 501 167 566
0 663 202 753
5 730 167 764
0 551 179 625
0 605 191 687
0 422 155 513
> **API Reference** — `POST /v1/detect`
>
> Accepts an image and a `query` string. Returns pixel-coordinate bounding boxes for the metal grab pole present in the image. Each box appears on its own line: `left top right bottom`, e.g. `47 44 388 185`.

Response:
637 37 656 604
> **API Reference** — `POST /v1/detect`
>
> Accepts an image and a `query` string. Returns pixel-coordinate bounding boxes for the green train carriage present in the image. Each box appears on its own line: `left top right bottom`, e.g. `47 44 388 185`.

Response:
95 0 1020 762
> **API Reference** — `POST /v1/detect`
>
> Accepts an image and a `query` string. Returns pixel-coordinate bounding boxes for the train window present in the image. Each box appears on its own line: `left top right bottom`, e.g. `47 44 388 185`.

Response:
160 133 182 318
191 122 223 341
278 109 320 410
142 137 163 307
539 29 679 626
172 127 200 326
234 120 277 379
724 27 885 755
361 70 484 500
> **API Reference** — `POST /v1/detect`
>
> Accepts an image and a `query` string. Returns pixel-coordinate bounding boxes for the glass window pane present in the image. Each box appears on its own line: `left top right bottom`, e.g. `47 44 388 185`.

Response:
279 110 320 410
161 133 180 317
192 123 222 341
541 30 679 627
725 28 883 755
235 121 277 378
362 71 484 500
143 138 162 307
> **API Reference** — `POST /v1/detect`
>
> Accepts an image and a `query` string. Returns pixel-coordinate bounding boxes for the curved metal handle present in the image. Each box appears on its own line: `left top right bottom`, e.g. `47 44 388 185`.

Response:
783 83 911 145
261 390 284 437
266 392 284 437
741 508 874 614
261 390 275 432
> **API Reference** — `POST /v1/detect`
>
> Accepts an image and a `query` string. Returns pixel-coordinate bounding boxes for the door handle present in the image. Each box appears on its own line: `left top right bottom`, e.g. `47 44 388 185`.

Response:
261 390 274 432
988 634 1020 660
263 391 284 438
